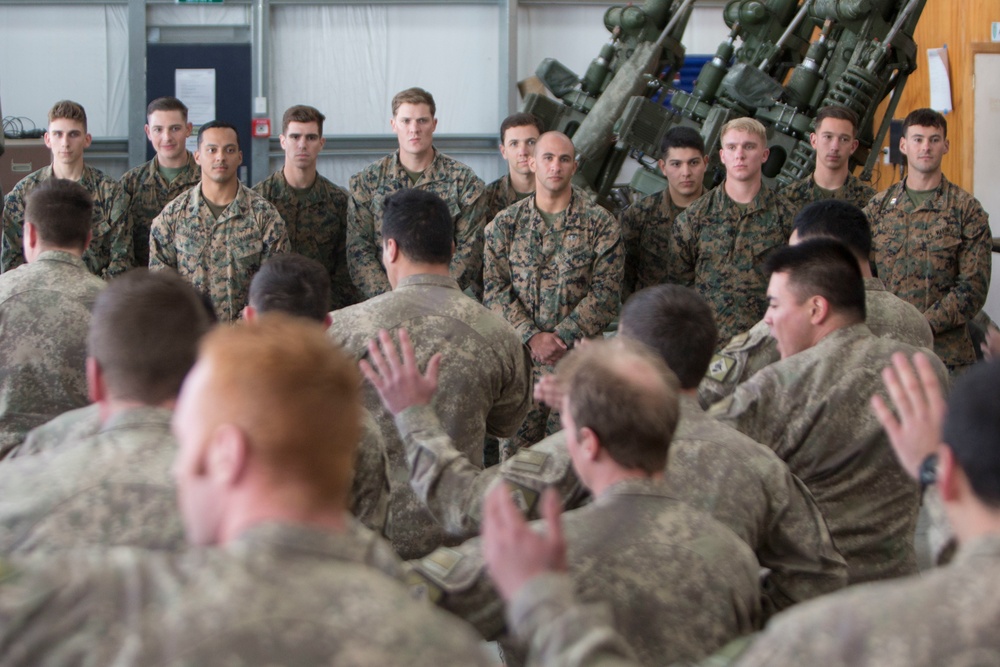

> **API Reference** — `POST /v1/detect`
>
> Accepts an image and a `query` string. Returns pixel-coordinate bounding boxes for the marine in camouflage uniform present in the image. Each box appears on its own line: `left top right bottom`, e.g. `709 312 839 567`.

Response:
347 150 486 299
119 152 200 267
481 173 532 226
0 406 184 555
253 169 358 309
780 171 876 214
866 177 991 372
0 250 104 458
148 182 289 322
669 184 795 345
409 477 761 666
328 273 531 559
483 188 623 449
620 189 687 299
711 324 949 585
1 165 131 277
0 522 495 666
699 277 935 408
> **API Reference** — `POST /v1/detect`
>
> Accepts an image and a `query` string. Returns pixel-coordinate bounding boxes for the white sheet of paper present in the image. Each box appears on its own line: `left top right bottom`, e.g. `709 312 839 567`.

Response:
175 68 216 154
927 47 952 114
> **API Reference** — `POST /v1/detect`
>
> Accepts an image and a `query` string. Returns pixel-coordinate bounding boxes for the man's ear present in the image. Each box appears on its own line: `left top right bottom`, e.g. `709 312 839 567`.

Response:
937 444 961 503
86 356 106 404
23 221 38 252
207 423 249 487
809 295 832 325
579 426 600 462
242 305 256 322
384 238 399 264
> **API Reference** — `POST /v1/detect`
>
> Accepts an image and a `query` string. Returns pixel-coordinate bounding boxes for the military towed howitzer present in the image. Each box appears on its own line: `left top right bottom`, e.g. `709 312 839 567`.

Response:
521 0 697 209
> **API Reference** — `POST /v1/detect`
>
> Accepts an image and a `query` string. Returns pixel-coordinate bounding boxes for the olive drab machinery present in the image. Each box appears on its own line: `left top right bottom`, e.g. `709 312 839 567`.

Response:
521 0 926 209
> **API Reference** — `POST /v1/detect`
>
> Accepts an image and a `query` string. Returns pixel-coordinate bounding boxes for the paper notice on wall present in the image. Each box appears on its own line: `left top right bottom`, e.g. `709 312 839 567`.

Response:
927 47 953 114
176 68 216 153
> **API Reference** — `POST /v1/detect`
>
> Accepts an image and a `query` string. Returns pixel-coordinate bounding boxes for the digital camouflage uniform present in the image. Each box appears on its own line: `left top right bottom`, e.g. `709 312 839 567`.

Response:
399 396 844 619
328 273 531 559
711 324 949 585
0 522 494 667
779 172 876 214
480 173 532 226
484 189 623 449
119 152 200 267
148 182 289 322
253 169 358 309
669 184 795 345
620 188 687 299
866 177 991 371
1 165 131 278
7 403 101 459
410 478 760 666
347 150 486 299
0 406 184 555
0 251 104 458
698 277 935 408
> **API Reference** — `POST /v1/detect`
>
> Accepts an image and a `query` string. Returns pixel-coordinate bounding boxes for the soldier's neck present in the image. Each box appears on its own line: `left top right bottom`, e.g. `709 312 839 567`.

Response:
509 169 535 195
98 397 175 426
201 179 239 207
906 170 943 192
283 163 318 190
724 177 761 205
157 152 189 170
398 147 435 173
535 186 572 214
812 165 848 191
51 160 85 181
669 185 703 208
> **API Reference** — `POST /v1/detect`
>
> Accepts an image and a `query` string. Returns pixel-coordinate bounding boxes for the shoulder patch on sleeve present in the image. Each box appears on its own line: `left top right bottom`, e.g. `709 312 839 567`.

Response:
419 547 464 581
507 484 540 516
507 449 549 474
706 354 736 383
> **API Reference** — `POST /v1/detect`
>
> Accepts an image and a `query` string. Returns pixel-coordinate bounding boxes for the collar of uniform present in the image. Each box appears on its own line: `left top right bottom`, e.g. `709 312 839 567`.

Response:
716 181 774 215
40 164 101 191
811 321 875 353
953 533 1000 566
678 393 708 419
864 276 886 292
195 180 252 219
396 273 460 291
594 477 679 504
895 174 952 210
227 520 376 564
392 148 442 183
34 249 88 269
99 405 174 435
148 152 197 180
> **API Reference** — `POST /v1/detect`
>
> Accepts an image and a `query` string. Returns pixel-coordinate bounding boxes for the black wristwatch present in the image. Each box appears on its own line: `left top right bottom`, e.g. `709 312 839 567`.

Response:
919 453 938 494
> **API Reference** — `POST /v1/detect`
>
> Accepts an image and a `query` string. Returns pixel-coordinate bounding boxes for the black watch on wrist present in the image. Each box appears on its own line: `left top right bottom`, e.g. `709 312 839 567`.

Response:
919 453 938 493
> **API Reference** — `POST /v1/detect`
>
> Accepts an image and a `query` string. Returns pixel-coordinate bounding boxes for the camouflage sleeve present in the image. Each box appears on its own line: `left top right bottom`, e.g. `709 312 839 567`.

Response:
350 409 391 535
329 188 358 309
667 208 696 286
1 186 26 272
148 211 177 270
553 212 623 343
486 343 533 438
346 179 391 299
451 175 487 298
103 180 132 278
923 200 991 334
708 374 782 456
619 205 642 299
260 205 290 260
484 217 541 344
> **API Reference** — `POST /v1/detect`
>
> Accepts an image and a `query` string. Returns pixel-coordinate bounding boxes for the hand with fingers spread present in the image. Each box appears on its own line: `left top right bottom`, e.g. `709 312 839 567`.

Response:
870 351 947 480
482 484 567 602
359 328 441 416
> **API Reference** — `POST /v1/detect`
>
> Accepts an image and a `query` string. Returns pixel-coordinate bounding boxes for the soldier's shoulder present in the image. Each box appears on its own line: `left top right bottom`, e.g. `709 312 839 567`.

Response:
120 160 154 189
350 154 394 190
251 170 283 196
7 168 50 198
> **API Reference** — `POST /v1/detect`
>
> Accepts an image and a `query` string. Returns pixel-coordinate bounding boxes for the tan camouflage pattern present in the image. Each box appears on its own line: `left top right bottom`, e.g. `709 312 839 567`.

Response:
779 172 876 214
730 534 1000 666
0 406 184 554
669 185 795 344
148 182 289 322
6 403 101 459
410 478 760 665
698 277 936 408
866 176 992 370
351 408 392 535
120 153 200 267
710 324 949 584
621 188 687 299
253 169 359 309
328 273 531 559
347 150 486 299
0 522 494 666
1 165 131 278
0 251 104 458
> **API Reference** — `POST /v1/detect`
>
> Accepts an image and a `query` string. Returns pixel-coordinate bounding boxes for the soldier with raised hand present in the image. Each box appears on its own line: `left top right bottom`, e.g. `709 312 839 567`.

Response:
866 108 991 375
347 87 486 299
120 97 201 268
621 125 707 299
780 106 876 213
669 116 796 346
2 100 130 277
699 199 933 407
0 269 211 555
484 131 623 450
480 112 544 224
0 179 105 458
149 120 289 322
253 105 357 309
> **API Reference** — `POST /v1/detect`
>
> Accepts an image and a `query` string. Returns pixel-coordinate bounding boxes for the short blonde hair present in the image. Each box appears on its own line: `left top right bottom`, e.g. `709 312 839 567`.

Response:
721 116 766 143
197 314 361 508
48 100 88 131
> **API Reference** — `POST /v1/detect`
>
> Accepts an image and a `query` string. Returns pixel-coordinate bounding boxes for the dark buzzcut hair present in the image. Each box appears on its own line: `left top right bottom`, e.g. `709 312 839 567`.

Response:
24 179 93 250
146 97 189 121
89 269 212 404
381 189 453 265
793 200 872 262
814 106 860 137
621 285 717 389
764 238 866 322
500 112 544 144
943 360 1000 508
197 120 240 149
392 88 435 117
249 253 330 322
661 125 705 156
903 108 947 139
557 338 681 475
282 105 326 135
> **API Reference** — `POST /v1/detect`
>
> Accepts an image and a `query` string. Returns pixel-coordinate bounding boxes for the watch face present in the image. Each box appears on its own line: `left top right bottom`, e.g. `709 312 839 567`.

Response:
919 453 939 489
